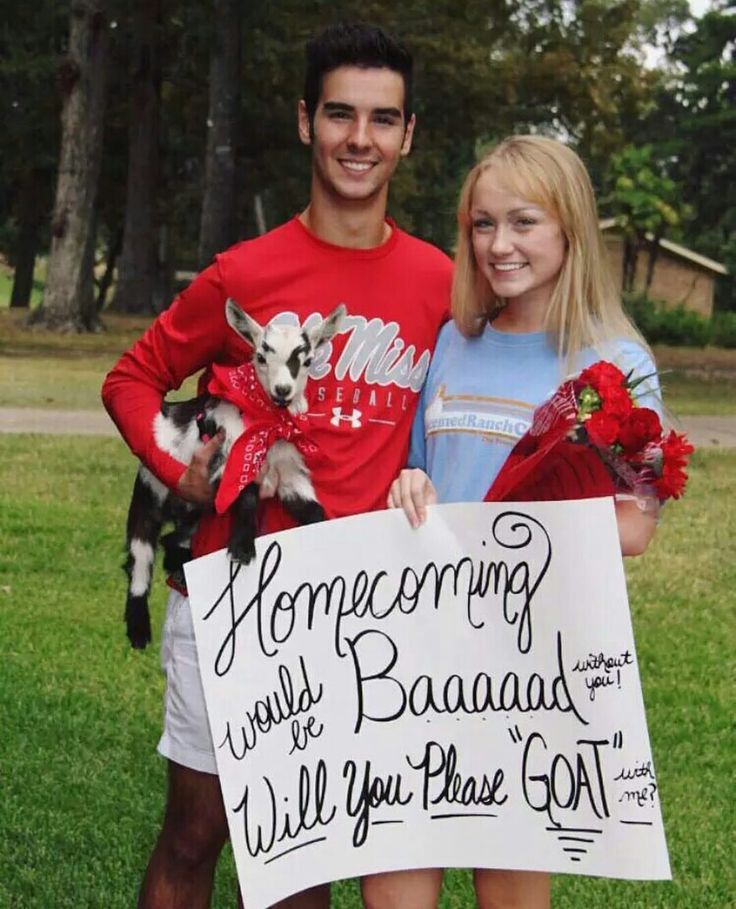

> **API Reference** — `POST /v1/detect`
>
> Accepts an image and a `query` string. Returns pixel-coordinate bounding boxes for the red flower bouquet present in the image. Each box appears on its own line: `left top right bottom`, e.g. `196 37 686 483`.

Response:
485 360 694 504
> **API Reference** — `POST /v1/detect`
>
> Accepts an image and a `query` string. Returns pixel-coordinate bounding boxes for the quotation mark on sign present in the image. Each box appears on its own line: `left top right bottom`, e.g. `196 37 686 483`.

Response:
612 730 624 749
508 724 522 744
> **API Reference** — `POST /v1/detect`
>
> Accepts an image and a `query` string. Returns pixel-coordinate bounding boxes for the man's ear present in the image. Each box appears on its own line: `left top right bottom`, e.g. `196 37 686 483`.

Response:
400 113 416 157
297 99 312 147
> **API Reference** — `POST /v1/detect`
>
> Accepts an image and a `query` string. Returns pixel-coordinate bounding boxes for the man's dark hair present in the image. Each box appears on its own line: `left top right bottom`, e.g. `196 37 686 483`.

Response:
303 22 413 125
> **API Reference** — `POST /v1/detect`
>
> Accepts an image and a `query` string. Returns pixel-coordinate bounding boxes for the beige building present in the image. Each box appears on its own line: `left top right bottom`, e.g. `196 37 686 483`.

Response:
600 219 727 318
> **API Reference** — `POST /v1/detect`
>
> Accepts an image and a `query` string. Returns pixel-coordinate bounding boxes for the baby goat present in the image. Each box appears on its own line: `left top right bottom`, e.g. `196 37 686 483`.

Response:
123 299 345 649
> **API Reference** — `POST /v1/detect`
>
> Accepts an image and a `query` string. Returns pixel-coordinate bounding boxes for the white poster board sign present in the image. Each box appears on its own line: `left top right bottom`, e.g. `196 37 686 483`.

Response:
185 499 670 909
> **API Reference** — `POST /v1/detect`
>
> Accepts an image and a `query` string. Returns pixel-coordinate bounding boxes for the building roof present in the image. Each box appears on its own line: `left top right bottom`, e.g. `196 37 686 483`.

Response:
599 218 728 275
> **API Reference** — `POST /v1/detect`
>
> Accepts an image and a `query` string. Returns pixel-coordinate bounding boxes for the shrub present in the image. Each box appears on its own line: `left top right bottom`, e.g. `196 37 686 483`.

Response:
624 293 712 347
711 311 736 348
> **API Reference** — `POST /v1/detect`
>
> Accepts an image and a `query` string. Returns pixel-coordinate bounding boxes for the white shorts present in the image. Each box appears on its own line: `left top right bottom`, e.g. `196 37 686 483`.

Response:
157 589 218 774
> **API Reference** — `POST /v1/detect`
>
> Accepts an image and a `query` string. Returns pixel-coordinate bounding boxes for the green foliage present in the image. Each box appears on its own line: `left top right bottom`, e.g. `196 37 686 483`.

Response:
604 145 687 236
2 0 687 268
632 6 736 308
710 310 736 348
498 0 663 171
624 293 712 346
1 0 728 294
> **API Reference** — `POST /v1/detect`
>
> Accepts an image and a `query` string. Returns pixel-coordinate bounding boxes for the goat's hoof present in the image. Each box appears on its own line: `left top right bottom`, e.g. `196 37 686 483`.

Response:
228 542 256 565
125 597 152 649
128 629 151 650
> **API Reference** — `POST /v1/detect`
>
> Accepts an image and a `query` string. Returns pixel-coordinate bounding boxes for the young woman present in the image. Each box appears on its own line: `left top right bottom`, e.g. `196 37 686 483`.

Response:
362 136 662 909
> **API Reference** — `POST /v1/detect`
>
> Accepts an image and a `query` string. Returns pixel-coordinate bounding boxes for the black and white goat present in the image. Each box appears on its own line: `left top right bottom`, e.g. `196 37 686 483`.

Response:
123 299 345 648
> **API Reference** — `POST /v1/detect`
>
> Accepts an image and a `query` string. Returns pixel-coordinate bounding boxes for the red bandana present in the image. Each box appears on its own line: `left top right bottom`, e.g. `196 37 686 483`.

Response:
207 362 318 515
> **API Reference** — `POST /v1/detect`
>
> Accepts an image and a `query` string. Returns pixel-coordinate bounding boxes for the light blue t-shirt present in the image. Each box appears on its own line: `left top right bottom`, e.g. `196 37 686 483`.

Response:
409 322 662 502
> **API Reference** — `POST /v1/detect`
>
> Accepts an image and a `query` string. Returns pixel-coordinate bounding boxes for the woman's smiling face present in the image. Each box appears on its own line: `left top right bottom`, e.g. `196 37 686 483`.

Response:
470 169 567 317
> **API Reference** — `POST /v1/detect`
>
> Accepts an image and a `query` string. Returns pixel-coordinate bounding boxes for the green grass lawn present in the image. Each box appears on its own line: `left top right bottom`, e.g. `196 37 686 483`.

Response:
2 311 735 416
0 266 44 310
0 436 733 907
0 310 200 409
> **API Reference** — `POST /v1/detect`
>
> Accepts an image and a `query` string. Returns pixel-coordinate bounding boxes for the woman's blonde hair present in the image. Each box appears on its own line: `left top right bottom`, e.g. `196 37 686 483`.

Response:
451 135 648 365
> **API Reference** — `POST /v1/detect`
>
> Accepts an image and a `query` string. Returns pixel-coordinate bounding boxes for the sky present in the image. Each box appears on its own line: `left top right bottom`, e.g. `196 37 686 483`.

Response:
688 0 716 17
643 0 719 67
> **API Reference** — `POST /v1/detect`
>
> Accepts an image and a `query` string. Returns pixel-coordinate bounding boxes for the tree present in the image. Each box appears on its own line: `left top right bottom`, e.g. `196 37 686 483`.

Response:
32 1 110 331
604 144 687 293
672 5 735 308
110 0 162 314
632 4 735 307
0 0 66 309
198 0 241 268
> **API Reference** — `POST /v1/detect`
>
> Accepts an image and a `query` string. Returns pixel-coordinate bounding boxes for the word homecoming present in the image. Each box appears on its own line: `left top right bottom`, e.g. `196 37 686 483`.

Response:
202 512 589 731
205 512 551 668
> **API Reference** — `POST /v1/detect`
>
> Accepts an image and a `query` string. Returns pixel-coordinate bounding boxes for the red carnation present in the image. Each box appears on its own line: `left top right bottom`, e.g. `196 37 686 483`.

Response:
618 408 662 455
600 384 635 420
578 361 626 391
585 410 621 447
655 462 689 500
661 430 695 467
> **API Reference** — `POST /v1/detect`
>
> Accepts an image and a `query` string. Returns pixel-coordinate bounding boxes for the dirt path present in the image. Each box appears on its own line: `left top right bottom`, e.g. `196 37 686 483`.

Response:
1 407 735 449
0 407 118 437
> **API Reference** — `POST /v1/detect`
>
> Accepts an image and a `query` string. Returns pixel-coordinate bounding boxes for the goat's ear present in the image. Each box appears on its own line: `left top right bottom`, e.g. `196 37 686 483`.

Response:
225 298 263 349
309 304 346 348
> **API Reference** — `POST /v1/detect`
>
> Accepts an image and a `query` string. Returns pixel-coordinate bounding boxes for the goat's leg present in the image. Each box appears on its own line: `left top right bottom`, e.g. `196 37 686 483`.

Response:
267 441 326 526
161 504 200 576
280 494 325 525
124 473 165 648
228 482 260 564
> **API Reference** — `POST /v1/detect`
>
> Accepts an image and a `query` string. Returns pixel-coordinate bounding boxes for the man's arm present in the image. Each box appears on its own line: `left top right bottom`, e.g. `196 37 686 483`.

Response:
101 262 229 492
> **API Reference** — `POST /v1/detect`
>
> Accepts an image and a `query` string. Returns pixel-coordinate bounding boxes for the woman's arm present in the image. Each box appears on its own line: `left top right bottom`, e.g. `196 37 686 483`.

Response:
615 495 659 557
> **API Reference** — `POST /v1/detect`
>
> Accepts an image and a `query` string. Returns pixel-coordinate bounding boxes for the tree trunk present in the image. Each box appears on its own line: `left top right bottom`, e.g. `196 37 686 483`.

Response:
96 225 123 312
10 227 39 309
111 0 161 314
79 209 99 328
32 1 109 331
10 171 47 309
254 193 267 236
622 233 644 294
198 0 240 269
153 223 174 313
644 235 662 295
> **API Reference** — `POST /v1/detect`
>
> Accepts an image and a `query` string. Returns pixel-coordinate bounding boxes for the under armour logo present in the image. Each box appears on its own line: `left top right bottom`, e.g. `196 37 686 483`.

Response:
330 407 362 428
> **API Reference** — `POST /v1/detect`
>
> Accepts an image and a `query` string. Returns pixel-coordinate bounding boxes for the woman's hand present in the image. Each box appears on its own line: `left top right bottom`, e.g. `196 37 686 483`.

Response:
387 468 438 528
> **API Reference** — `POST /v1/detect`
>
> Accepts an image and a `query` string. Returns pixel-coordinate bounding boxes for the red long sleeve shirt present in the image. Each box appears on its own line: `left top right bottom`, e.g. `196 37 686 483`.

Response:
102 216 451 557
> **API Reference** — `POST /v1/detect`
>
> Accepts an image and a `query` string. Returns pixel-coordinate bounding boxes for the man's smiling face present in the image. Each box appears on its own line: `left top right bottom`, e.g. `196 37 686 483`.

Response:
299 65 415 206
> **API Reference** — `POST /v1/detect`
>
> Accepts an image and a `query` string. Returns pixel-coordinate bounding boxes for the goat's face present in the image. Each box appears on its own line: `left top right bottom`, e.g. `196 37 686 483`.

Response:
225 300 346 412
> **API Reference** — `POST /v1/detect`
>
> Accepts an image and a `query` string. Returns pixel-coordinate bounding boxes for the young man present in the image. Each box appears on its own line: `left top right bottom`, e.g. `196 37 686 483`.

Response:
103 22 452 909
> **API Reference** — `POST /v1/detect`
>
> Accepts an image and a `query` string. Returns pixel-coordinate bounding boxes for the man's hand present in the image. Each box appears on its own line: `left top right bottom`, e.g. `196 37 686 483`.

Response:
176 430 225 505
387 468 437 528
